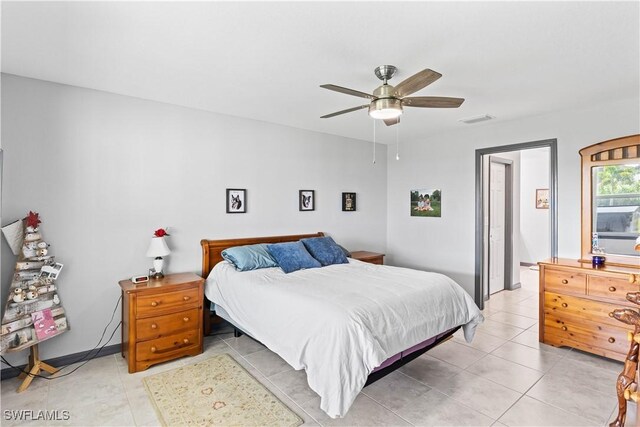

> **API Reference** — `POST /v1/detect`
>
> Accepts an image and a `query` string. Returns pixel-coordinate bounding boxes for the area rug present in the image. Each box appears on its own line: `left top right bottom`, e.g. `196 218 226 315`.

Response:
143 353 303 427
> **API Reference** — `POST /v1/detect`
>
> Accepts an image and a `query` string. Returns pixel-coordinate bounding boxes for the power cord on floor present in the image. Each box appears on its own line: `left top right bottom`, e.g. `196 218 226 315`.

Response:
1 295 122 380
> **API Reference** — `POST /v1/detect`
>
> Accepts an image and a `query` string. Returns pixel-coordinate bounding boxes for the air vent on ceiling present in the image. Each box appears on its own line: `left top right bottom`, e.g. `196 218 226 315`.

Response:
459 114 494 124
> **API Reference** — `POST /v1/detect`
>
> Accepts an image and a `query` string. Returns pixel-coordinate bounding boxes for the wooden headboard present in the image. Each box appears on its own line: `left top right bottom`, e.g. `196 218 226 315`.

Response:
200 232 324 278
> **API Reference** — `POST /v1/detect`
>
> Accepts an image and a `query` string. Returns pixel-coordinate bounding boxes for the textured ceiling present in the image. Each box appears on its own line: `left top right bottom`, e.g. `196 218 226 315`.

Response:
2 1 639 144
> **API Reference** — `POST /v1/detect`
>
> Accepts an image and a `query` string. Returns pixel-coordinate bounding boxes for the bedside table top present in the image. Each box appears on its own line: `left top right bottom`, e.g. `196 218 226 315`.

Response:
351 251 385 260
119 272 203 292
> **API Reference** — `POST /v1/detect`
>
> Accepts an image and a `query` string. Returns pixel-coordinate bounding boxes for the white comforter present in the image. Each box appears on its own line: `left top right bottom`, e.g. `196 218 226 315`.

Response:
205 259 483 418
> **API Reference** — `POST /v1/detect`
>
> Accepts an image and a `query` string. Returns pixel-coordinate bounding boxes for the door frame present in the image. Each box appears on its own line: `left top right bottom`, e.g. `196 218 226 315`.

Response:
474 139 558 310
487 156 513 297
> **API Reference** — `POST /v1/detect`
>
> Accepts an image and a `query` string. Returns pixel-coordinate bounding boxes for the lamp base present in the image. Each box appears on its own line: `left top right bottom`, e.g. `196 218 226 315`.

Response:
151 257 165 279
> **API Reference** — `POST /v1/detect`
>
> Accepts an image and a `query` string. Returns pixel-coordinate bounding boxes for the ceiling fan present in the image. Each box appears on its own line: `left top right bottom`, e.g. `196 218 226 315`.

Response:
320 65 464 126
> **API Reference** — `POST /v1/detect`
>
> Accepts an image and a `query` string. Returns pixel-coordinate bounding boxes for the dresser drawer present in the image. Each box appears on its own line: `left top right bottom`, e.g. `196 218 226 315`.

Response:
136 287 200 316
136 329 200 362
587 274 640 306
544 269 586 295
544 292 621 328
136 308 200 341
544 312 630 355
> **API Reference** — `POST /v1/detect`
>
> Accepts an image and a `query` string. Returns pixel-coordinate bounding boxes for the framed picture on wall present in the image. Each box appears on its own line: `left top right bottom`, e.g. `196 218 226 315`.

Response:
342 192 356 211
226 189 246 213
536 188 549 209
299 190 315 211
410 188 441 217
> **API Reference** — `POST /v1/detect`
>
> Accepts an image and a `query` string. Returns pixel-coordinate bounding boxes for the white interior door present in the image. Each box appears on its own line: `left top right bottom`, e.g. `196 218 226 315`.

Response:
489 161 506 294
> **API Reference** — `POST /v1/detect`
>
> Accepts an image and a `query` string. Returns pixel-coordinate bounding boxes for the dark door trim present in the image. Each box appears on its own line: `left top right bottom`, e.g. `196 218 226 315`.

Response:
475 139 558 309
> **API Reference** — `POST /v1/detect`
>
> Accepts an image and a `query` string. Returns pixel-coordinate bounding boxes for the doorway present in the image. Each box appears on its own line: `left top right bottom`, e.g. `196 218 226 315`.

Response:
488 156 513 296
474 139 558 310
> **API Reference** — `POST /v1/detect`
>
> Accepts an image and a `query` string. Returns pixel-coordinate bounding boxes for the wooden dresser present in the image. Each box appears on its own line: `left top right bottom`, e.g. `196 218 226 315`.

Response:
119 272 204 373
539 259 639 361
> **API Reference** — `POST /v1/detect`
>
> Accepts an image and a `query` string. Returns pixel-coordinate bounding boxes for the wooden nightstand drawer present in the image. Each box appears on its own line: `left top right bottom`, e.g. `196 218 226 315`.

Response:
136 287 200 316
544 269 586 295
136 308 200 341
587 275 639 306
136 329 200 362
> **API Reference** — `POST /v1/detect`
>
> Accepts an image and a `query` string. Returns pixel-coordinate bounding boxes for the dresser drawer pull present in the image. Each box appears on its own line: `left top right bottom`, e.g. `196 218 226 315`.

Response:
183 338 190 345
150 346 157 353
150 301 159 307
608 337 616 343
183 317 189 322
561 303 568 308
609 286 616 292
561 279 569 284
183 296 190 301
150 323 157 329
561 326 568 331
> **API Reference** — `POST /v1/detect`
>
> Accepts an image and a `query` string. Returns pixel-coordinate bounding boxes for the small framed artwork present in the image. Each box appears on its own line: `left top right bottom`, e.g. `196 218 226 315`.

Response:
226 189 246 213
299 190 315 211
342 192 356 211
410 188 441 217
536 189 549 209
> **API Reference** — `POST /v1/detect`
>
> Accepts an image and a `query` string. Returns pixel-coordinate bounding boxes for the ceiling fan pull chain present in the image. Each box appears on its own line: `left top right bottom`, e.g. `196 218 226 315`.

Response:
372 118 377 164
396 117 400 160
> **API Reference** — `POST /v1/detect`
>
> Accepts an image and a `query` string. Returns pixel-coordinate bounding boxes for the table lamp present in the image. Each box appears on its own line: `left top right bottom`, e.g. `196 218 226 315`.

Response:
146 236 170 279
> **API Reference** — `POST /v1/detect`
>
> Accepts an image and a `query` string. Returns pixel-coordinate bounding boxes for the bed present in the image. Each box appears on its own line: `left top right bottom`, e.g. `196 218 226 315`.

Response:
201 232 483 418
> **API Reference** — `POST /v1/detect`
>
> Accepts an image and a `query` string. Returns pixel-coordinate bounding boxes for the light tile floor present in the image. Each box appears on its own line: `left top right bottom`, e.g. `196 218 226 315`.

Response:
1 267 637 426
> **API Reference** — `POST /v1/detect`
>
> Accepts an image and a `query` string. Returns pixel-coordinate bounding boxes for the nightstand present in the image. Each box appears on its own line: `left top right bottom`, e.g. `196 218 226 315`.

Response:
118 272 204 373
351 251 385 265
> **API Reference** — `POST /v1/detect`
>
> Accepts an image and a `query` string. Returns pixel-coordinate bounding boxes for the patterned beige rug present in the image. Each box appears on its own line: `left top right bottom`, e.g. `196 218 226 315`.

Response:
143 353 304 427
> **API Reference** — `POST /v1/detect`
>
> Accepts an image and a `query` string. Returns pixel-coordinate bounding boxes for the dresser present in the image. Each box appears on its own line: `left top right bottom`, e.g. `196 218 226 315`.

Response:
119 272 204 373
539 259 639 361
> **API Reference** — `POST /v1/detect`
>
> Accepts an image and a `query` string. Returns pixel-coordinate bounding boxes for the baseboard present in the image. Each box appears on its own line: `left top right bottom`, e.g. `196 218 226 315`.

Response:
1 343 121 381
520 262 536 267
507 282 522 290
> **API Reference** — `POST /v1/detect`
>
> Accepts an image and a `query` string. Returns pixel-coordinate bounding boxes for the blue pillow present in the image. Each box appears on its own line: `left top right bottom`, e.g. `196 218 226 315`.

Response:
301 236 349 266
266 241 321 274
221 244 278 271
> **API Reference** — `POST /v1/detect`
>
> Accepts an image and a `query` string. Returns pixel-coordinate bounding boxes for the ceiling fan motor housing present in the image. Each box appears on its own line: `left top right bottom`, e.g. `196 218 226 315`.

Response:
369 83 403 119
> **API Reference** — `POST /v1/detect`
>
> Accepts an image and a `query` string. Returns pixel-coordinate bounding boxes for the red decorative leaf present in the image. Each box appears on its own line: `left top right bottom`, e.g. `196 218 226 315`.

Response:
26 211 41 229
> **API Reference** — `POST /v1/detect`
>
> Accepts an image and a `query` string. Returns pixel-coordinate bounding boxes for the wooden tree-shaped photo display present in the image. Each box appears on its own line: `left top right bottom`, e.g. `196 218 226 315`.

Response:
1 211 69 392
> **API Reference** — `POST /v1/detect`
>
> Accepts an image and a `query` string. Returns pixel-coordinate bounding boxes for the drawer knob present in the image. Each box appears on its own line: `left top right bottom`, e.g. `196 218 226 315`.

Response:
609 286 616 292
561 303 568 308
608 337 616 343
150 346 157 353
151 301 158 307
183 296 190 301
183 338 190 345
561 326 568 331
561 279 568 284
151 323 157 329
183 317 189 322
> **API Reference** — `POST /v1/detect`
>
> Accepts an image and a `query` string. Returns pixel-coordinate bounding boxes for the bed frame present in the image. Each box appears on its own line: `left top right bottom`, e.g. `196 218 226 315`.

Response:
199 232 458 387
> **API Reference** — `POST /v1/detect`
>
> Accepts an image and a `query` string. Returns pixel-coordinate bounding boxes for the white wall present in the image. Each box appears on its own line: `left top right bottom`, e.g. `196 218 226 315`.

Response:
520 147 550 264
0 74 388 363
386 97 640 296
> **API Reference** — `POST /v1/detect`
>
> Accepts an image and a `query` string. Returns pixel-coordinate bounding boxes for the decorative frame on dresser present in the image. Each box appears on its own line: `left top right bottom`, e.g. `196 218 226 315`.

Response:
539 134 640 362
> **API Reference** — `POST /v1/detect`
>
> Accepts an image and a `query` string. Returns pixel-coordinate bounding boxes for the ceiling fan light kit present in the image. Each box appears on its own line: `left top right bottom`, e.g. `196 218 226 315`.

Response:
320 65 465 126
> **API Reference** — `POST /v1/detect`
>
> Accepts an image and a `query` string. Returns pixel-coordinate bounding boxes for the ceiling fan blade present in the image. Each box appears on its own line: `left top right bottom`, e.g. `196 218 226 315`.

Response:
321 104 369 119
394 69 442 97
320 84 376 100
403 96 465 108
383 118 400 126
